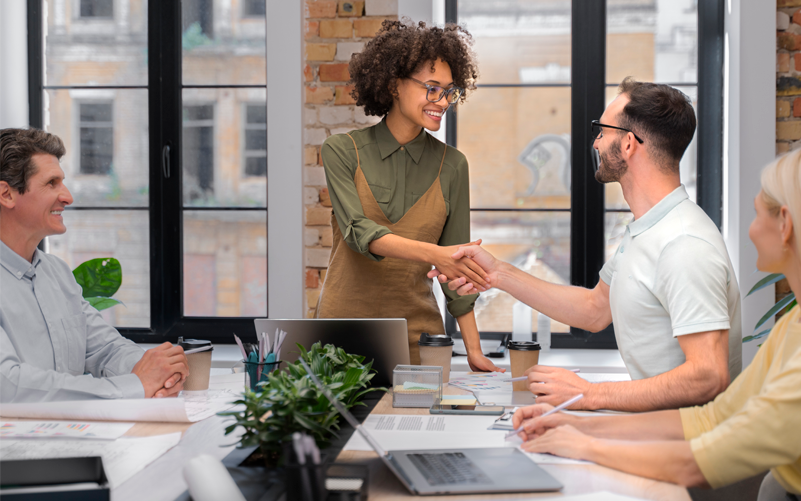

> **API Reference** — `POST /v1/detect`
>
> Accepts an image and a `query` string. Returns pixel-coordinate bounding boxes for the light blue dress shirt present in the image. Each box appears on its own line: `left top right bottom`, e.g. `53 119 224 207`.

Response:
0 240 145 402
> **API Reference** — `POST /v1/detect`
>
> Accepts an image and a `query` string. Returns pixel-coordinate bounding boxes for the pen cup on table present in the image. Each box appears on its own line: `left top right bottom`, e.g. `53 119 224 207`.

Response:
508 340 541 391
242 360 282 392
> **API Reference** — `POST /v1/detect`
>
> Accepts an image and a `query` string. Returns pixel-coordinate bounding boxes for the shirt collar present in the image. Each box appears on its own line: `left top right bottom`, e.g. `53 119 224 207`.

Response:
0 240 42 280
628 185 689 237
375 118 427 164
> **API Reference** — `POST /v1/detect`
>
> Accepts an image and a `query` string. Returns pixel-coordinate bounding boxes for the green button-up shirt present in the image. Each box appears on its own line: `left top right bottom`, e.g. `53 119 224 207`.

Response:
321 119 478 317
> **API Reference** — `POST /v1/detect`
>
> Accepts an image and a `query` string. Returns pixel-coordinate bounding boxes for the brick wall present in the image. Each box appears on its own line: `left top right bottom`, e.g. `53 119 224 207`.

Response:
776 1 795 310
303 0 398 317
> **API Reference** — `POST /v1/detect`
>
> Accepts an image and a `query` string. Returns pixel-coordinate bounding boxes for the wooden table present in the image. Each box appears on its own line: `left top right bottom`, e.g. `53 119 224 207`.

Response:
335 393 691 501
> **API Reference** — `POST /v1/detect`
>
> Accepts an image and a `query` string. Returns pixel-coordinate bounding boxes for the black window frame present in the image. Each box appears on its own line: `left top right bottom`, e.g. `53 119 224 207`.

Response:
444 0 724 349
28 0 269 345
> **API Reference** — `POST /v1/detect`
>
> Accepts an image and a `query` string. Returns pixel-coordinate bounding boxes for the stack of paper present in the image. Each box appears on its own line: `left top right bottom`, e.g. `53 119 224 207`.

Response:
0 421 134 440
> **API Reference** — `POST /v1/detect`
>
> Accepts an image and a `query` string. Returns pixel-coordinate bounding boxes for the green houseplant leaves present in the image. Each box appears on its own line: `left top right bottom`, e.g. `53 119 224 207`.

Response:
219 342 385 462
72 257 124 311
744 273 797 343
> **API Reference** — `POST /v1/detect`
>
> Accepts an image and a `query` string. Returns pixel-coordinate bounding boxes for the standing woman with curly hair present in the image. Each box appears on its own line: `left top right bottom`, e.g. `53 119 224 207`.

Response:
315 20 502 371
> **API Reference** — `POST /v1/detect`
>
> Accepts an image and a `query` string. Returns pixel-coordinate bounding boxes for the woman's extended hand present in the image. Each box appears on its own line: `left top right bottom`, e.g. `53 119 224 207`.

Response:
467 352 505 373
427 239 489 289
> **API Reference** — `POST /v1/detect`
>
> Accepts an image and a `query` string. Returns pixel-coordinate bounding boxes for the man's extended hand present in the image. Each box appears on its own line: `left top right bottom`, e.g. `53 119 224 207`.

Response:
525 365 592 408
131 342 189 398
426 244 500 295
426 239 489 290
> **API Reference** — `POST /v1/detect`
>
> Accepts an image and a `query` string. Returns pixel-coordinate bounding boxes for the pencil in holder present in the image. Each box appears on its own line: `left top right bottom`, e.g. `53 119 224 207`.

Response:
282 442 327 501
242 360 281 392
392 365 443 408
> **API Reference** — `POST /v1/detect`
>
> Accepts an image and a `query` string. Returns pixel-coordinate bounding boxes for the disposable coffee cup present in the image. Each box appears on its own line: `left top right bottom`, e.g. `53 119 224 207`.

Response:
418 333 454 383
178 338 213 392
508 340 541 391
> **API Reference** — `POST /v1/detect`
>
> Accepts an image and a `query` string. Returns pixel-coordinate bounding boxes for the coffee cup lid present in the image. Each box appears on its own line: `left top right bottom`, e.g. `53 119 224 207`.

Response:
507 340 541 351
177 337 213 351
418 333 454 347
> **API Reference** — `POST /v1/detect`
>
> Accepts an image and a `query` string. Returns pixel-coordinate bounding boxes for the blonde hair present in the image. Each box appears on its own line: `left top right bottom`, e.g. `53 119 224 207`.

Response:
761 148 801 258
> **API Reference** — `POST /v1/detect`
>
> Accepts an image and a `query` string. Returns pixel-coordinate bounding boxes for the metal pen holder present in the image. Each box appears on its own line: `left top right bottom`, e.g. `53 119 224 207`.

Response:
392 365 443 408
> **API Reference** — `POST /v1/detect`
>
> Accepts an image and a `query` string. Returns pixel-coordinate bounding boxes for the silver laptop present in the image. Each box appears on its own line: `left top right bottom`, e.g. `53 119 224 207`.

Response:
298 358 563 496
254 318 410 387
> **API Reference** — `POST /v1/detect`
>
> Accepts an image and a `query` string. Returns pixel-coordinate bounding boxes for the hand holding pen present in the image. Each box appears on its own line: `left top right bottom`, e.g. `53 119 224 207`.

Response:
505 394 584 441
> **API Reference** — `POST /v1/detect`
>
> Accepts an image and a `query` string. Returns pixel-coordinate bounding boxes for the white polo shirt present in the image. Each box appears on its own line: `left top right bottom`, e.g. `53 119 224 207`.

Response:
599 185 742 381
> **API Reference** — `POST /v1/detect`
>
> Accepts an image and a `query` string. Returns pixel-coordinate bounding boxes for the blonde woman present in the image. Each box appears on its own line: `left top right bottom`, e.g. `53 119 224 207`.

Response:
510 149 801 500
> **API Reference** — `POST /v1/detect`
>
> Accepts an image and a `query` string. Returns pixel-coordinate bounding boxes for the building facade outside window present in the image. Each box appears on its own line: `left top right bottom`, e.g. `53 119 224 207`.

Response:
78 101 114 175
243 104 267 177
79 0 113 18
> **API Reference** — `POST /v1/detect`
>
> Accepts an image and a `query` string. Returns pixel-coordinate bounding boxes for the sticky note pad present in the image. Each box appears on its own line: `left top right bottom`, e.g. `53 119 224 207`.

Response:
441 395 478 405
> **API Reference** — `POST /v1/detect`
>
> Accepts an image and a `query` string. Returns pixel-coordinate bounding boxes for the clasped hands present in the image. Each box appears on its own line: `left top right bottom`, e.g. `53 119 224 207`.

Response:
131 342 190 398
426 240 497 294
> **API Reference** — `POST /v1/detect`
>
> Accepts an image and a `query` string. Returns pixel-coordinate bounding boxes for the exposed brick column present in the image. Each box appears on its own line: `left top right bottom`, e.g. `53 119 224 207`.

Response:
303 0 397 317
776 1 796 312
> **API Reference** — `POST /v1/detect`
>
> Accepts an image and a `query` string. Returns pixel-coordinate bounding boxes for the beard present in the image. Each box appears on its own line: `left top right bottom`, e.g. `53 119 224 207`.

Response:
594 138 628 184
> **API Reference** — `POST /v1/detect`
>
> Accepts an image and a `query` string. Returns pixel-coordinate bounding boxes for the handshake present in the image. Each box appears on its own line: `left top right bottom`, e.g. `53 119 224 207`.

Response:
426 240 501 296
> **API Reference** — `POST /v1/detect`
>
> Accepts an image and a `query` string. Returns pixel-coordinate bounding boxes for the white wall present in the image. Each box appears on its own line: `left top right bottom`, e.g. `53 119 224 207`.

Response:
723 0 776 366
0 0 29 128
266 0 304 318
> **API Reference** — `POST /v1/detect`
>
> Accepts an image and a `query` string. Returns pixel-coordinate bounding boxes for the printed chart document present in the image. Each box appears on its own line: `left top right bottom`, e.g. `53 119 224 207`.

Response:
0 420 134 440
0 432 182 488
0 389 239 423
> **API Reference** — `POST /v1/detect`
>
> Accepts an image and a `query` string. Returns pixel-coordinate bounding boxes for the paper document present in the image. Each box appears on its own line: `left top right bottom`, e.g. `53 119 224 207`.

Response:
0 389 239 423
521 451 591 465
536 492 647 501
578 373 631 383
0 432 182 488
0 420 134 440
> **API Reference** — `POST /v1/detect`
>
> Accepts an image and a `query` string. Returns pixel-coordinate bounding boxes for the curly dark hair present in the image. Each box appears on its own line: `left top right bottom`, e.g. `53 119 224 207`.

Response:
349 20 478 117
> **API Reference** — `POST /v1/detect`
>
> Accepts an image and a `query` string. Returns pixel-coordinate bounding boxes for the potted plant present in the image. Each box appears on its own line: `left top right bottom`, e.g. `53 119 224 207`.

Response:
220 342 384 466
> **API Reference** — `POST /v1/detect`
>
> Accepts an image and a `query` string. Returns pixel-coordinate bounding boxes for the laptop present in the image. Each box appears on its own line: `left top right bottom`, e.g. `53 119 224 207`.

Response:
298 358 563 496
253 318 410 387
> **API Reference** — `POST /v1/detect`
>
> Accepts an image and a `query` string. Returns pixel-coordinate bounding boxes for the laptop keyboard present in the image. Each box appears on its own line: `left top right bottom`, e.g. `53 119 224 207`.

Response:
407 452 492 486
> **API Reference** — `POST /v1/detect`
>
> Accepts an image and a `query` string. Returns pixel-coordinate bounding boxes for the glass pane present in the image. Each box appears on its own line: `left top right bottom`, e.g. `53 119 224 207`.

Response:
602 85 697 209
182 0 266 85
605 211 634 262
183 211 267 317
459 88 571 209
46 89 149 207
44 0 147 86
459 0 571 85
607 0 698 84
467 211 570 334
182 89 267 207
48 210 150 328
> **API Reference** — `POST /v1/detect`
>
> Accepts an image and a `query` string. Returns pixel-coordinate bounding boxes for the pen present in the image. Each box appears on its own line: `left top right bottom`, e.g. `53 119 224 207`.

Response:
183 346 212 355
504 393 584 440
508 369 580 382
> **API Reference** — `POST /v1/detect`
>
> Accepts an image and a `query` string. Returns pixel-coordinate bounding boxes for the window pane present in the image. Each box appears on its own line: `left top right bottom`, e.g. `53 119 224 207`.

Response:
459 0 571 85
458 87 571 209
182 0 266 85
243 0 266 17
48 210 150 328
46 89 149 207
182 89 267 207
468 211 570 334
183 211 267 317
602 85 697 209
607 0 698 84
45 0 147 86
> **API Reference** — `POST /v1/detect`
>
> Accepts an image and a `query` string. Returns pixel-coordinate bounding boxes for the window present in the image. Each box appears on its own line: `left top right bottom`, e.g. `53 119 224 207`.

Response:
445 0 722 348
182 104 215 202
80 0 113 18
243 0 266 18
78 102 114 175
33 0 268 342
244 104 267 177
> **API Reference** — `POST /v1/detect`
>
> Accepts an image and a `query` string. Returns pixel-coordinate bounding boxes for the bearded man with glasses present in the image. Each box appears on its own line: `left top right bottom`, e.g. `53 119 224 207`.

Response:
430 78 742 412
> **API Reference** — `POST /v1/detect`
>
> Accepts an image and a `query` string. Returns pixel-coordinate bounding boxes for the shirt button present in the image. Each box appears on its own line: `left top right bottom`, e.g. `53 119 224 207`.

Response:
620 247 625 253
400 146 404 151
16 271 22 278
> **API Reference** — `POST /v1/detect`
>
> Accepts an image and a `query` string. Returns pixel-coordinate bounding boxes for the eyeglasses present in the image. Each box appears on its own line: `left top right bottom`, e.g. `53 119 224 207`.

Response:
408 77 464 105
591 120 644 144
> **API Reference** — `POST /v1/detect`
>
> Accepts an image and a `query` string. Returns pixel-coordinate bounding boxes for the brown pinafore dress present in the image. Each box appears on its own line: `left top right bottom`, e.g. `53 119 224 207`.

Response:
316 133 448 364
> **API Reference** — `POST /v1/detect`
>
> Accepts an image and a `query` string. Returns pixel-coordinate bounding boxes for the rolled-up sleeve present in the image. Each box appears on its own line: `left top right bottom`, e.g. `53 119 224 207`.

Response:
437 152 478 317
321 136 392 261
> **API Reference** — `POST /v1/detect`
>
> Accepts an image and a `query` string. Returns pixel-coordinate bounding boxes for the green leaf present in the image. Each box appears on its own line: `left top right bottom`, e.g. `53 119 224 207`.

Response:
84 297 124 311
746 273 785 297
754 293 796 331
72 258 122 298
743 328 772 343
